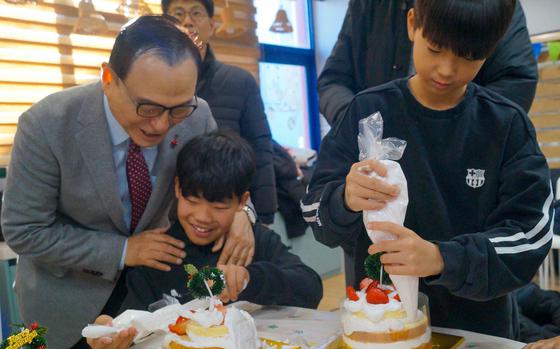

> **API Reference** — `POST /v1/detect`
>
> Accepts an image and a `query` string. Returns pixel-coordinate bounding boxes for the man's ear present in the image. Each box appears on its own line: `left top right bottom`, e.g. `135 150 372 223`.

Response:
407 8 416 42
100 63 115 94
174 177 181 199
101 63 112 83
238 191 250 209
209 17 217 37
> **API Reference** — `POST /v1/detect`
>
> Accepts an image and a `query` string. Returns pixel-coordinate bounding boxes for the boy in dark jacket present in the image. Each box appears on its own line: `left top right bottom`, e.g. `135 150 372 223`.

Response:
87 131 323 348
162 0 277 226
123 131 322 310
318 0 537 127
303 0 552 340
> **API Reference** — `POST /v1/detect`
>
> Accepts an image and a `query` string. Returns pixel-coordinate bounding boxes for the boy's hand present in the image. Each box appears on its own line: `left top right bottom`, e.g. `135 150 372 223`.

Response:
344 159 400 212
217 264 250 303
524 336 560 349
214 211 255 266
125 225 186 272
86 315 136 349
367 222 444 277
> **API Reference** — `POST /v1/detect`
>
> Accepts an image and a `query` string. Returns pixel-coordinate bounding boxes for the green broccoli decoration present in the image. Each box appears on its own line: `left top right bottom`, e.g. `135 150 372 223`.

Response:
364 253 391 284
185 264 225 299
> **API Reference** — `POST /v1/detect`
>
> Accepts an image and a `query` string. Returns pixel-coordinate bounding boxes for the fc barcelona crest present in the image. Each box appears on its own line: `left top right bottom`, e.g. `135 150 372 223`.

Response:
466 169 485 188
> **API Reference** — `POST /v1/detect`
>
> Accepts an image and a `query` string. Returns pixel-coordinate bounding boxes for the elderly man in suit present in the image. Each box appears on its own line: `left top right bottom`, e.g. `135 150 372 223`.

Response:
1 15 254 348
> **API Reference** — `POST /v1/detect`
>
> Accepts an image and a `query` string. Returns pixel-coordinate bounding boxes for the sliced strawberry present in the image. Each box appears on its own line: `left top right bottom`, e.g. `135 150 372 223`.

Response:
366 288 389 304
346 286 359 301
394 294 401 302
365 280 380 293
382 289 392 295
168 316 188 335
359 278 374 291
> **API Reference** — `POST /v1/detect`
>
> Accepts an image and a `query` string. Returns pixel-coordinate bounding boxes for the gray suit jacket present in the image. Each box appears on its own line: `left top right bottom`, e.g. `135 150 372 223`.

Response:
1 82 216 348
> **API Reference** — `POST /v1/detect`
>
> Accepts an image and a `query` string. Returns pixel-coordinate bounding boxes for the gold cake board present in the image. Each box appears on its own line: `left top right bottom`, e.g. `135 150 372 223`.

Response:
324 332 464 349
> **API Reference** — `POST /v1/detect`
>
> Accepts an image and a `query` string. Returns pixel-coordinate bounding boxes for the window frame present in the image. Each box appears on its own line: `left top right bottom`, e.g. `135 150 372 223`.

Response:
258 0 321 151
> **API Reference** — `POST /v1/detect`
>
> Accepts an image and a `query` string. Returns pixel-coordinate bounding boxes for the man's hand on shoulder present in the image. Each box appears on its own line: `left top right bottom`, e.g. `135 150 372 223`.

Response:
86 315 136 349
217 264 250 303
125 226 186 271
213 210 255 266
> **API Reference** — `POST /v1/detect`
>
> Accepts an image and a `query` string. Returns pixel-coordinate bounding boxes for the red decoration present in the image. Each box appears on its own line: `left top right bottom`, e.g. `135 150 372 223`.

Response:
171 135 179 148
30 322 39 330
346 286 359 301
168 316 189 335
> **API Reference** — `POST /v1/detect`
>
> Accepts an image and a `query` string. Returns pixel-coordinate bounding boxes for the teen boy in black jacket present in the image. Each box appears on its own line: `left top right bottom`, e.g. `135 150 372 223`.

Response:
318 0 537 126
303 0 551 340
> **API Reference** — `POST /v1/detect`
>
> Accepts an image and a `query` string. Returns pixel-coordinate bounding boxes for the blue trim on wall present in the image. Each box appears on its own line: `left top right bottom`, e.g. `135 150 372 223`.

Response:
258 0 321 151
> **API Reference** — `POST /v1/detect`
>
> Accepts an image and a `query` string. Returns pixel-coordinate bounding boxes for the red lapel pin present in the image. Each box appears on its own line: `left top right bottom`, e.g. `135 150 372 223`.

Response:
171 135 178 149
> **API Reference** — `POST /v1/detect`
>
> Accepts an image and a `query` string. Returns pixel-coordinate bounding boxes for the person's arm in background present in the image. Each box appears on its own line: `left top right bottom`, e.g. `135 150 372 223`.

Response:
474 0 538 112
316 0 360 126
239 73 277 225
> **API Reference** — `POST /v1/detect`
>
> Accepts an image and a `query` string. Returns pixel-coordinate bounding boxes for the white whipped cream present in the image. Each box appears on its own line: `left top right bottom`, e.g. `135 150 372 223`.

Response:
342 289 429 336
178 307 224 328
343 290 403 319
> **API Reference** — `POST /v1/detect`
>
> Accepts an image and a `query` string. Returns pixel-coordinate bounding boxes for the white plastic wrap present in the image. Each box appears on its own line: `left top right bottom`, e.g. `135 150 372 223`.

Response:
358 112 419 321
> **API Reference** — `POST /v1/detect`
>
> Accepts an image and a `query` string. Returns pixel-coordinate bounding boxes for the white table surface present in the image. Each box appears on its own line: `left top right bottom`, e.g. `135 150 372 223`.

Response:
0 242 16 261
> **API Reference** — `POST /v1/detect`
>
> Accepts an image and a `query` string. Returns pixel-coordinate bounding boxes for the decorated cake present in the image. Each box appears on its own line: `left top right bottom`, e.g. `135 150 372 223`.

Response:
164 265 259 349
341 255 431 349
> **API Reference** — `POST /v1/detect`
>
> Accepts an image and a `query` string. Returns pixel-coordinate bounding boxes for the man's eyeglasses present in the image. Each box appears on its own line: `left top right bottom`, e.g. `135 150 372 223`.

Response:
170 7 209 23
120 79 198 120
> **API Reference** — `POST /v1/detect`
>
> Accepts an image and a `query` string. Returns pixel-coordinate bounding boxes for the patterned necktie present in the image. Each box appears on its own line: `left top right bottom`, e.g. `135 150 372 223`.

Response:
126 140 152 232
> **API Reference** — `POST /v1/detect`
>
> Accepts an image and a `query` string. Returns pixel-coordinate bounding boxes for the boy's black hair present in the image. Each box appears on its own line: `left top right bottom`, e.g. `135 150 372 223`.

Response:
176 130 256 202
414 0 516 60
162 0 214 18
109 15 202 81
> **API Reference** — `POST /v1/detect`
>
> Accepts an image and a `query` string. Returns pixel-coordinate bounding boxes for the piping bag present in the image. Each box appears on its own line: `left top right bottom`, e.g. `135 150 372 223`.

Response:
358 112 418 321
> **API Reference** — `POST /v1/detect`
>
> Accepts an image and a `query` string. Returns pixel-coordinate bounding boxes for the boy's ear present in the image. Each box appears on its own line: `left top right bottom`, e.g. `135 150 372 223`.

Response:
407 8 416 42
174 177 181 199
238 191 250 209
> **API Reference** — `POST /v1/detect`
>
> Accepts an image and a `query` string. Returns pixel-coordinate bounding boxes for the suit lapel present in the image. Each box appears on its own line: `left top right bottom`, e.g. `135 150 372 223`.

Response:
74 83 128 234
135 123 197 232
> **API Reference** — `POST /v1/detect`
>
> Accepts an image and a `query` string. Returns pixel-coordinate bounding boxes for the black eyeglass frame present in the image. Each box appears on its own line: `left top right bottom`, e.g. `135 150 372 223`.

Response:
120 78 198 120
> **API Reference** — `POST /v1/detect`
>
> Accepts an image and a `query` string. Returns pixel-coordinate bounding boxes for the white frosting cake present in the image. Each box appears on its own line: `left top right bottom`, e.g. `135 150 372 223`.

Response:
341 281 431 349
164 298 259 349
